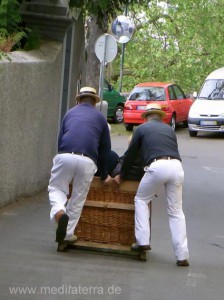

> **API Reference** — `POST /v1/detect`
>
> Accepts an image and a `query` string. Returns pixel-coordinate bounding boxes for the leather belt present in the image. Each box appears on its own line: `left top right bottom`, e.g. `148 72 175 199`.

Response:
59 152 88 157
153 156 176 162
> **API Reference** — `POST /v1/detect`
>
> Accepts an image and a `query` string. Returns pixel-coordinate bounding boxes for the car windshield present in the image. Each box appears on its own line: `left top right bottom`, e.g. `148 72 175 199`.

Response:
129 87 166 101
199 79 224 100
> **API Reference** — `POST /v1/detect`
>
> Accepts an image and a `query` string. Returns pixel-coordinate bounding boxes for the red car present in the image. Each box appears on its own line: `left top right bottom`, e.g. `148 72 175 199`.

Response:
124 82 193 131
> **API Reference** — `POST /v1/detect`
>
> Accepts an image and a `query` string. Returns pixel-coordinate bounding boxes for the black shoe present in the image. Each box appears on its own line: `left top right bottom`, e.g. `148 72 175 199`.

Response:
56 214 69 243
176 259 189 267
131 243 151 252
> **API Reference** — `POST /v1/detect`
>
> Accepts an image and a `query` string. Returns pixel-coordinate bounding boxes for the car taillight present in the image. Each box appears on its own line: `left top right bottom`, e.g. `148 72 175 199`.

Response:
161 105 170 112
124 104 136 110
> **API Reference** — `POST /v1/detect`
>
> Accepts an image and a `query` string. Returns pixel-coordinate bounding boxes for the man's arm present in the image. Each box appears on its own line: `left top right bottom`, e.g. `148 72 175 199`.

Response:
120 130 141 179
98 124 111 181
57 120 65 151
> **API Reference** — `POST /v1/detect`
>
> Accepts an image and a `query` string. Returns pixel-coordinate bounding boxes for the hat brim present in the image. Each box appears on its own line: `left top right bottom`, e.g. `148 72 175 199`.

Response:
141 109 166 119
76 93 101 103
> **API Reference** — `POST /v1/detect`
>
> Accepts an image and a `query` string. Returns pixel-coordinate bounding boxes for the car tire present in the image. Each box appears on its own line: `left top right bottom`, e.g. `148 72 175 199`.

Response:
169 114 176 131
113 106 124 124
189 130 197 137
125 124 133 131
183 120 188 128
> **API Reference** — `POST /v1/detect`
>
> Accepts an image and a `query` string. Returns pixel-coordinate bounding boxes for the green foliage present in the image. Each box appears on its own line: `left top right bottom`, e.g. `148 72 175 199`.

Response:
69 0 151 25
0 0 21 35
0 49 11 61
23 27 42 51
118 0 224 94
0 0 27 53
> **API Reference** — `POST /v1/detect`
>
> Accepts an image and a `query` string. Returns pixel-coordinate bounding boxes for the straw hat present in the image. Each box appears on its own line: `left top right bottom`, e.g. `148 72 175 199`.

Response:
75 87 100 103
141 103 166 118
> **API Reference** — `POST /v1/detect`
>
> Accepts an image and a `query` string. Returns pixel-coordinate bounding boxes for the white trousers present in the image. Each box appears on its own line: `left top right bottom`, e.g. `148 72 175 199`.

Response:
135 159 189 261
48 153 97 239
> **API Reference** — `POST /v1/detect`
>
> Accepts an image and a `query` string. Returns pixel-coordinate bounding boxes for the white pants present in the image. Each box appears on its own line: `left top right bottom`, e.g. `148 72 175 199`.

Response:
135 159 189 261
48 153 97 239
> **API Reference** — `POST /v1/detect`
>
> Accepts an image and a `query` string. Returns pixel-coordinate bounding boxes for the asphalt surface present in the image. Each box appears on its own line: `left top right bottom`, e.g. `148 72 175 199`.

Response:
1 127 224 300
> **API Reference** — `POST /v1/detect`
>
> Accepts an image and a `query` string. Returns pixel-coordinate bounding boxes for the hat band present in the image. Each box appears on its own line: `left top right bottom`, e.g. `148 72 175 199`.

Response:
146 108 163 112
80 91 96 95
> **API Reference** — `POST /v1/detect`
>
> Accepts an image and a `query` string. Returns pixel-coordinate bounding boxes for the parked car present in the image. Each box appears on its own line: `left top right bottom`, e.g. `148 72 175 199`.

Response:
124 82 193 131
103 79 126 123
188 67 224 137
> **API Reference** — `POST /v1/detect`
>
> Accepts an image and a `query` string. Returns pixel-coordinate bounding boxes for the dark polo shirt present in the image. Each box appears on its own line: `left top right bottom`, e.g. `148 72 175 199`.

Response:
121 119 181 179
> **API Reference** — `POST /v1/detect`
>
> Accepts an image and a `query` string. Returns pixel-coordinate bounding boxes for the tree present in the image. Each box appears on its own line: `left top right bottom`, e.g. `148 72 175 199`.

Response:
121 0 224 93
69 0 151 90
72 0 224 94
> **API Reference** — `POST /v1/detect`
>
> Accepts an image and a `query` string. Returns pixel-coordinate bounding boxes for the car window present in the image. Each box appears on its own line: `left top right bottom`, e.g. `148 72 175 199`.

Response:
173 85 185 100
103 80 109 91
200 79 224 99
129 87 165 101
168 86 176 100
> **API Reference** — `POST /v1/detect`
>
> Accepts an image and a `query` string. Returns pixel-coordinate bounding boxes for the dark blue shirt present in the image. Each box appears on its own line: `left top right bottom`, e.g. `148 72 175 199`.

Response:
58 103 111 180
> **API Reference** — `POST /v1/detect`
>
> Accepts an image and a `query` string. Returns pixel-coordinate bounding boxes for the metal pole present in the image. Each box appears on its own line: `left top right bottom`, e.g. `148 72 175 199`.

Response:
119 43 126 92
99 34 108 111
119 5 128 93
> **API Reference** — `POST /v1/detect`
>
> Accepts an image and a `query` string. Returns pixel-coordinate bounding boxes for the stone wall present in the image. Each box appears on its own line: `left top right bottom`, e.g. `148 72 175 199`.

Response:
0 40 63 207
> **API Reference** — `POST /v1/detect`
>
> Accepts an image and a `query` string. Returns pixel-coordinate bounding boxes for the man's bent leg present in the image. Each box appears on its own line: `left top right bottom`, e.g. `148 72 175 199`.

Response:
48 154 76 222
65 156 97 239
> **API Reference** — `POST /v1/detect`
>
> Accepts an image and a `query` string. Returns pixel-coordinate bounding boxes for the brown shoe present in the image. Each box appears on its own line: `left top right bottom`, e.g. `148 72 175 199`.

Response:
57 235 78 252
176 259 189 267
57 243 68 252
131 243 151 252
55 213 69 243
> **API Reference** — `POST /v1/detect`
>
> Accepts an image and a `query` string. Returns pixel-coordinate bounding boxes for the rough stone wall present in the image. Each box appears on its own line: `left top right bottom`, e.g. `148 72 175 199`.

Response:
0 40 63 207
69 14 85 107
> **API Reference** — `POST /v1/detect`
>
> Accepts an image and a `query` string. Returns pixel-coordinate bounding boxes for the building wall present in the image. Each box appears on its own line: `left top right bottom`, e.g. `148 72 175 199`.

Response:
0 40 63 207
69 14 85 108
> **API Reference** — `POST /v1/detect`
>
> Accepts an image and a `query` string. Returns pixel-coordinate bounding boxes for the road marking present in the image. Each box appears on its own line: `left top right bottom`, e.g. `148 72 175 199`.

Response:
186 272 207 287
2 212 17 216
203 166 224 172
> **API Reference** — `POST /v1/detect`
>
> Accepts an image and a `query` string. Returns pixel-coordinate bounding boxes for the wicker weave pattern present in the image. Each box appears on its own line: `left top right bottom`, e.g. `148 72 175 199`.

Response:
74 183 136 246
75 207 135 245
87 188 135 204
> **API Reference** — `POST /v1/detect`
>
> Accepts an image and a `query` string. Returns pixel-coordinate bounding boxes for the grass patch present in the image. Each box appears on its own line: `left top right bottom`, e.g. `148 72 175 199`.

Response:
110 123 131 136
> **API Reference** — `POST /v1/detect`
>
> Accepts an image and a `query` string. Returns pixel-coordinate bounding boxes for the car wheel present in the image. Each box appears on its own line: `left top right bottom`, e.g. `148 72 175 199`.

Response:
189 130 197 137
113 106 124 124
125 124 133 131
169 114 176 131
183 120 188 128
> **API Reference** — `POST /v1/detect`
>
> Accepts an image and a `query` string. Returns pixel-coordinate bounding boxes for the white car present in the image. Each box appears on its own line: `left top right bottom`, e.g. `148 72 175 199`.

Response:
188 67 224 137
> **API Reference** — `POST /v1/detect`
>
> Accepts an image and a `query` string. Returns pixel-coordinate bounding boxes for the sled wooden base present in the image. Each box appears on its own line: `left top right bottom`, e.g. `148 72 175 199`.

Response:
66 177 151 262
58 240 148 261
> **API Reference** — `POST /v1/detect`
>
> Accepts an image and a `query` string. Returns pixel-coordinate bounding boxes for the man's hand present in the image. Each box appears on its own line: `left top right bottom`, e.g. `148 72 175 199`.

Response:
103 175 113 185
114 174 121 185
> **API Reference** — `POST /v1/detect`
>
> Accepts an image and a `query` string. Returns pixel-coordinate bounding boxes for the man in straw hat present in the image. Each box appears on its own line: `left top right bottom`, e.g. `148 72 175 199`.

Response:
48 87 112 250
117 103 189 266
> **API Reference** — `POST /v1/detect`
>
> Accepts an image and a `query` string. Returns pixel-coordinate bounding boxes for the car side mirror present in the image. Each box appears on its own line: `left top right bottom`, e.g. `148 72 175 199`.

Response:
108 84 113 92
193 91 197 98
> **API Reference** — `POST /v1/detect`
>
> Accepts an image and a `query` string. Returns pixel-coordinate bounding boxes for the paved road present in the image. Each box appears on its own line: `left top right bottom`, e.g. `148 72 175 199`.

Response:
1 127 224 300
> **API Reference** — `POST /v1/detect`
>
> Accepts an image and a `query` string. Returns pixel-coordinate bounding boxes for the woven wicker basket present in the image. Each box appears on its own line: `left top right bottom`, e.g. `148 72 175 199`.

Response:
74 177 139 246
